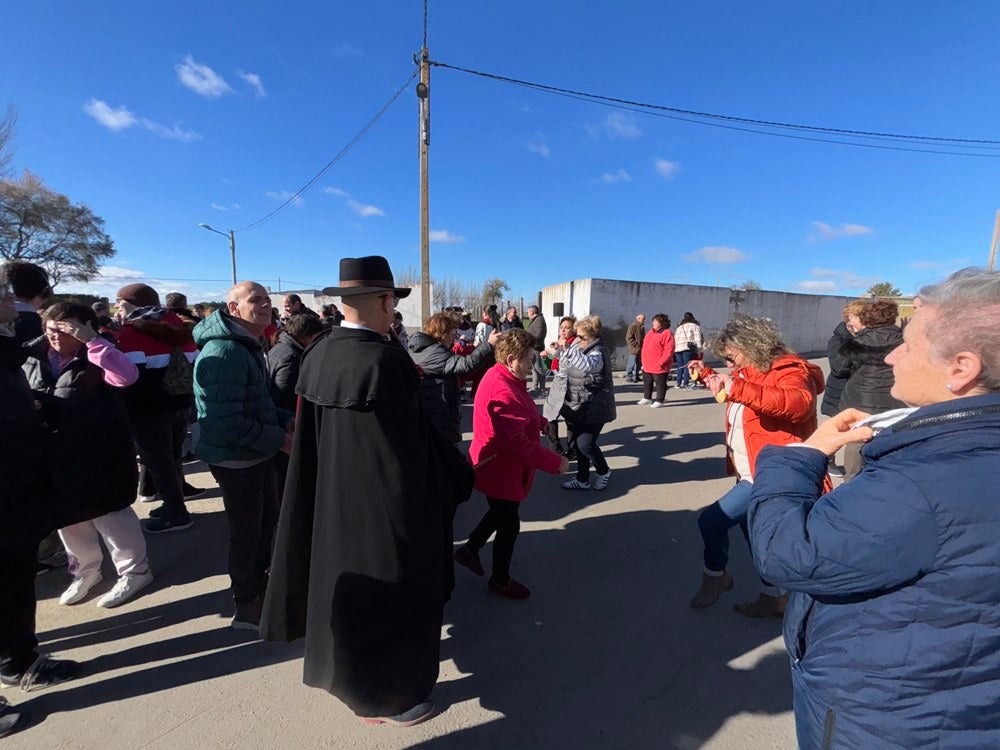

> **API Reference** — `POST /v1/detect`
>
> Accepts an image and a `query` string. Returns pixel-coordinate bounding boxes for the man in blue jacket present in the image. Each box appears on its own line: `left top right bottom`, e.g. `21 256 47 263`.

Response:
194 281 295 630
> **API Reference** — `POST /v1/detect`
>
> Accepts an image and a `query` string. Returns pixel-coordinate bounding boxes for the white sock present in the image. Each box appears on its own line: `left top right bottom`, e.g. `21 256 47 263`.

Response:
762 585 782 597
704 567 725 577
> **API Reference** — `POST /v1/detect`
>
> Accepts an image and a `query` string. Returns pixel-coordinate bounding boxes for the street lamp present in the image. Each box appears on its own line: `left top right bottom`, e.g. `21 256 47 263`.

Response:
198 223 237 285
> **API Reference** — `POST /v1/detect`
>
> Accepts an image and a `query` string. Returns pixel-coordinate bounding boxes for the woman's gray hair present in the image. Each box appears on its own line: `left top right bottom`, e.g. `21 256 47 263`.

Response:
709 315 791 371
917 267 1000 391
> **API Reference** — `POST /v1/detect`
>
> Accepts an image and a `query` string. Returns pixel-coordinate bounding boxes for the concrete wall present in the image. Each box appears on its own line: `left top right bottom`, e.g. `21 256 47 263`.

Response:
541 278 853 369
268 285 427 331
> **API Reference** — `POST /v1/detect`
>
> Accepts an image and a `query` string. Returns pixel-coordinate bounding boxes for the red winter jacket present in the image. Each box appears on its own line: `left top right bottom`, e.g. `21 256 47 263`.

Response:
641 327 675 374
470 362 562 501
702 353 830 487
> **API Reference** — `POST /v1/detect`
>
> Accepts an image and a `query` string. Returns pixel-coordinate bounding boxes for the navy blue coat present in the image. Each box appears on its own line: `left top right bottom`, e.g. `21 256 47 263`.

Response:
748 393 1000 749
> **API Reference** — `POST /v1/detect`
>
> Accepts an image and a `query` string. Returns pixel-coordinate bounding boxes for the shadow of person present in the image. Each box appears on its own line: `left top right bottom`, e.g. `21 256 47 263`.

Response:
428 508 791 749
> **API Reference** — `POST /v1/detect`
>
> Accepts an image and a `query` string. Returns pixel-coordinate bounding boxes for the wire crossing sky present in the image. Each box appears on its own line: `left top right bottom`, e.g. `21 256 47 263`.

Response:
3 1 999 303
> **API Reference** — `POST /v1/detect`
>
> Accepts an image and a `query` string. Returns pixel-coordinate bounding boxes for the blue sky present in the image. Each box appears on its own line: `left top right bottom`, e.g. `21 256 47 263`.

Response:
4 2 999 304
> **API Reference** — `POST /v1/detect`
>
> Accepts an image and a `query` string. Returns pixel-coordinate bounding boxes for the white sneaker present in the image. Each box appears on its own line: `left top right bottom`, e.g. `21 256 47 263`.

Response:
138 494 160 503
59 572 103 605
96 571 154 608
650 401 665 409
593 469 612 490
636 398 652 405
561 479 591 490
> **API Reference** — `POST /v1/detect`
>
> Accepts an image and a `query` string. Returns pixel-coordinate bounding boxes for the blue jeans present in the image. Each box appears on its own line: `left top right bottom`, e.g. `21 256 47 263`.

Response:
698 480 753 572
675 350 693 387
625 353 639 381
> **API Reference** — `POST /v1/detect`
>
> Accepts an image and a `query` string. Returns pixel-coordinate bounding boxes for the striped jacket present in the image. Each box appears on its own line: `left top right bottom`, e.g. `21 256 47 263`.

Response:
116 310 198 416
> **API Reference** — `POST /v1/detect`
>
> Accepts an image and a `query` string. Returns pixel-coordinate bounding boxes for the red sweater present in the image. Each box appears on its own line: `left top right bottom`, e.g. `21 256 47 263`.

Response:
641 328 675 374
470 362 562 501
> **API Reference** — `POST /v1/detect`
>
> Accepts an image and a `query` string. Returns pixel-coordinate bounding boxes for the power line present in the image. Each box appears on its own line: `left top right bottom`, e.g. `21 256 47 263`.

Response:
235 71 417 233
429 60 1000 157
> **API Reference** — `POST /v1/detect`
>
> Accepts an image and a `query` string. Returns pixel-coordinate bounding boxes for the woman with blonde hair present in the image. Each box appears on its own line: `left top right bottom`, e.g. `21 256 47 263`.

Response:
688 316 826 618
544 315 617 490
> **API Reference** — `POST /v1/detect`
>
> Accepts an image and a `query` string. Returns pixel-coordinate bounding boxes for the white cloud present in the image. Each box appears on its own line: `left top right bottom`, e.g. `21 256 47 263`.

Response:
795 280 839 293
140 119 201 142
587 112 642 140
239 71 266 99
800 267 881 292
683 246 748 264
265 190 304 207
526 142 551 158
347 199 385 218
84 98 201 141
334 41 363 58
430 230 465 244
210 202 241 212
83 99 137 130
176 55 233 98
600 168 632 184
654 157 680 180
810 221 875 241
323 187 349 197
909 257 969 271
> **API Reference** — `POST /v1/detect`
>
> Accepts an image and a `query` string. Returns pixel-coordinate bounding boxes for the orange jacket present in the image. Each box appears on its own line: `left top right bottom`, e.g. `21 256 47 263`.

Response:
702 354 830 486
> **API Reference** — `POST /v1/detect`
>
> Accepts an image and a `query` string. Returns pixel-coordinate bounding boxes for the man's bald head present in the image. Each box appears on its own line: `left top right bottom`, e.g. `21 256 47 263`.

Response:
227 282 272 333
341 291 397 334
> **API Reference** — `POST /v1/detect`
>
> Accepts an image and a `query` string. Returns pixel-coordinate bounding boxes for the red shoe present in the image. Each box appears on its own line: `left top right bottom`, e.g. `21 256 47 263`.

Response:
454 546 484 577
488 577 530 600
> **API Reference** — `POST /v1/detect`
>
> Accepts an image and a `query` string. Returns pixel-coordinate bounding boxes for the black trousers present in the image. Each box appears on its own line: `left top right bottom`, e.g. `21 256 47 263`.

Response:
132 408 189 515
466 497 520 584
0 546 40 677
643 372 668 402
568 422 609 481
210 458 280 604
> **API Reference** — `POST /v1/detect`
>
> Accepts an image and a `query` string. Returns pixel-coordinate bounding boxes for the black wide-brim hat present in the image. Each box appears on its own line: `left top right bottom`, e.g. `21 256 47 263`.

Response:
322 255 412 298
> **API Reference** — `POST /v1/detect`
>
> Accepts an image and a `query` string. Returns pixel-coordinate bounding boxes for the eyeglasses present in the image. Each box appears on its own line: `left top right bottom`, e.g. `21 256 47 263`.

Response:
380 293 400 308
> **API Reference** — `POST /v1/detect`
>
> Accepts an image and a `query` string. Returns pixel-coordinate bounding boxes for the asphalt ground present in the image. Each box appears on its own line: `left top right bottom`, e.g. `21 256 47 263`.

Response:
4 364 835 749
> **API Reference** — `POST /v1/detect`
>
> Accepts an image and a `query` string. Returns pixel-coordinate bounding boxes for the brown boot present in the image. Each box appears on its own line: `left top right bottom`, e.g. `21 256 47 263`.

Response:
690 570 734 609
734 592 788 619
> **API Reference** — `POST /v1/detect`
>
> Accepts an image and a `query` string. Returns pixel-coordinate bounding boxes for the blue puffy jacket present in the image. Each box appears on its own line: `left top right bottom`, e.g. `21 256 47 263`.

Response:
748 393 1000 749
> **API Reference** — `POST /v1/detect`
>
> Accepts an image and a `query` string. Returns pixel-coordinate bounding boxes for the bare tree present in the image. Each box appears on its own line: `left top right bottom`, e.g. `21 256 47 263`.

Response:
735 278 762 291
395 265 420 287
0 170 115 284
481 278 510 308
0 106 17 179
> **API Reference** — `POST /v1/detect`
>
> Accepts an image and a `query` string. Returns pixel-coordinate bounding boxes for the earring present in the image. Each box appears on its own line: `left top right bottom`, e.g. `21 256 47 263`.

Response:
946 383 953 391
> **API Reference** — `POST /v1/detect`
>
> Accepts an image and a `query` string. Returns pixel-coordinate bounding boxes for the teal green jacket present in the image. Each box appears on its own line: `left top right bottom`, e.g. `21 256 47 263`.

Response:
193 311 293 465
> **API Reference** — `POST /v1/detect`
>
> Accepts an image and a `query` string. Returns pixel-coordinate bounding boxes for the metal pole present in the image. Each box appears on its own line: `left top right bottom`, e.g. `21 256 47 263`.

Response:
419 47 431 324
229 230 237 285
989 210 1000 271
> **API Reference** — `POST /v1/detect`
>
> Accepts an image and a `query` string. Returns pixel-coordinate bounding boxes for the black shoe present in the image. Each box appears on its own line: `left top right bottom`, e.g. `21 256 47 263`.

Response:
183 482 206 500
230 599 262 631
564 449 578 461
1 656 81 692
0 696 25 738
144 512 193 534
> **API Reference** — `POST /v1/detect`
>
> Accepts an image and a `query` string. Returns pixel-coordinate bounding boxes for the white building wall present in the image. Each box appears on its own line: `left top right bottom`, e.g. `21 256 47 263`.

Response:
268 285 426 331
542 278 852 368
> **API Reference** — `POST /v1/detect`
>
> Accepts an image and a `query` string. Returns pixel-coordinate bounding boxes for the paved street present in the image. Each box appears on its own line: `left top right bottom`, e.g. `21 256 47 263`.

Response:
5 370 823 749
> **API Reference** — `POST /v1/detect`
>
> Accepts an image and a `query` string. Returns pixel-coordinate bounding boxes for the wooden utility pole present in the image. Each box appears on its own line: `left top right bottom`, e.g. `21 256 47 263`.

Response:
989 210 1000 271
418 48 431 323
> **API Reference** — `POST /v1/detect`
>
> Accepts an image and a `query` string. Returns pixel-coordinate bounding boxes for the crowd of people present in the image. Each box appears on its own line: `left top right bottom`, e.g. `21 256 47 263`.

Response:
1 255 998 747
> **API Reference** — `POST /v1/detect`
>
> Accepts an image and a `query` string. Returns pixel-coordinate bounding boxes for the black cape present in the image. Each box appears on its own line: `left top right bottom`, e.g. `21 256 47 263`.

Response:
260 326 473 717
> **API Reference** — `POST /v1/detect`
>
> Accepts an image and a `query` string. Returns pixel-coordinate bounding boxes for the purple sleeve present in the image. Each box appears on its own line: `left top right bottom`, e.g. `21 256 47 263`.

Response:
86 338 139 387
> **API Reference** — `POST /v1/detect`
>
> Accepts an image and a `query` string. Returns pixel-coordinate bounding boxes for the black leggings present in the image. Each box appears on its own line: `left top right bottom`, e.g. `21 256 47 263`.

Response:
466 497 520 584
643 372 668 402
568 422 609 481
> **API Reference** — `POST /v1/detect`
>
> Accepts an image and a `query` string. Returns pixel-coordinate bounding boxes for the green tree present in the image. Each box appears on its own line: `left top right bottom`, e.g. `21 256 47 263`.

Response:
866 281 901 297
0 170 114 285
481 278 509 308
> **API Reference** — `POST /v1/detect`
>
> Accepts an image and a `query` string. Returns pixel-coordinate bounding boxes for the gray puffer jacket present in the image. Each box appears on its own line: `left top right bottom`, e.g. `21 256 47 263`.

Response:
543 337 616 426
408 331 494 443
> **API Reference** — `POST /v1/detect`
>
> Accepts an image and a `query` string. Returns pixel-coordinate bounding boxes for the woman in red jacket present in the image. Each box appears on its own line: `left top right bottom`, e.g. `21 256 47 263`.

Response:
454 329 568 600
687 316 827 618
638 313 674 408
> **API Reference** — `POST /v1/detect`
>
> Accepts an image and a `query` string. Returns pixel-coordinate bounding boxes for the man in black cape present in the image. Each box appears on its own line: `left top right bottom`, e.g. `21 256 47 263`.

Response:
261 256 473 727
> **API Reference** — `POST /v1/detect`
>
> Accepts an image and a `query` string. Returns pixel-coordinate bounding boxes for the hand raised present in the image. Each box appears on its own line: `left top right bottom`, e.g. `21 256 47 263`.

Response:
803 409 875 456
55 319 96 343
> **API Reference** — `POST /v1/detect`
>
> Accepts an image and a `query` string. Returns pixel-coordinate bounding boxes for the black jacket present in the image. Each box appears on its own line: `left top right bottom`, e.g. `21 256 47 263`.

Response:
22 337 138 528
821 321 853 417
838 325 905 413
0 331 49 548
408 331 494 443
267 331 306 412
